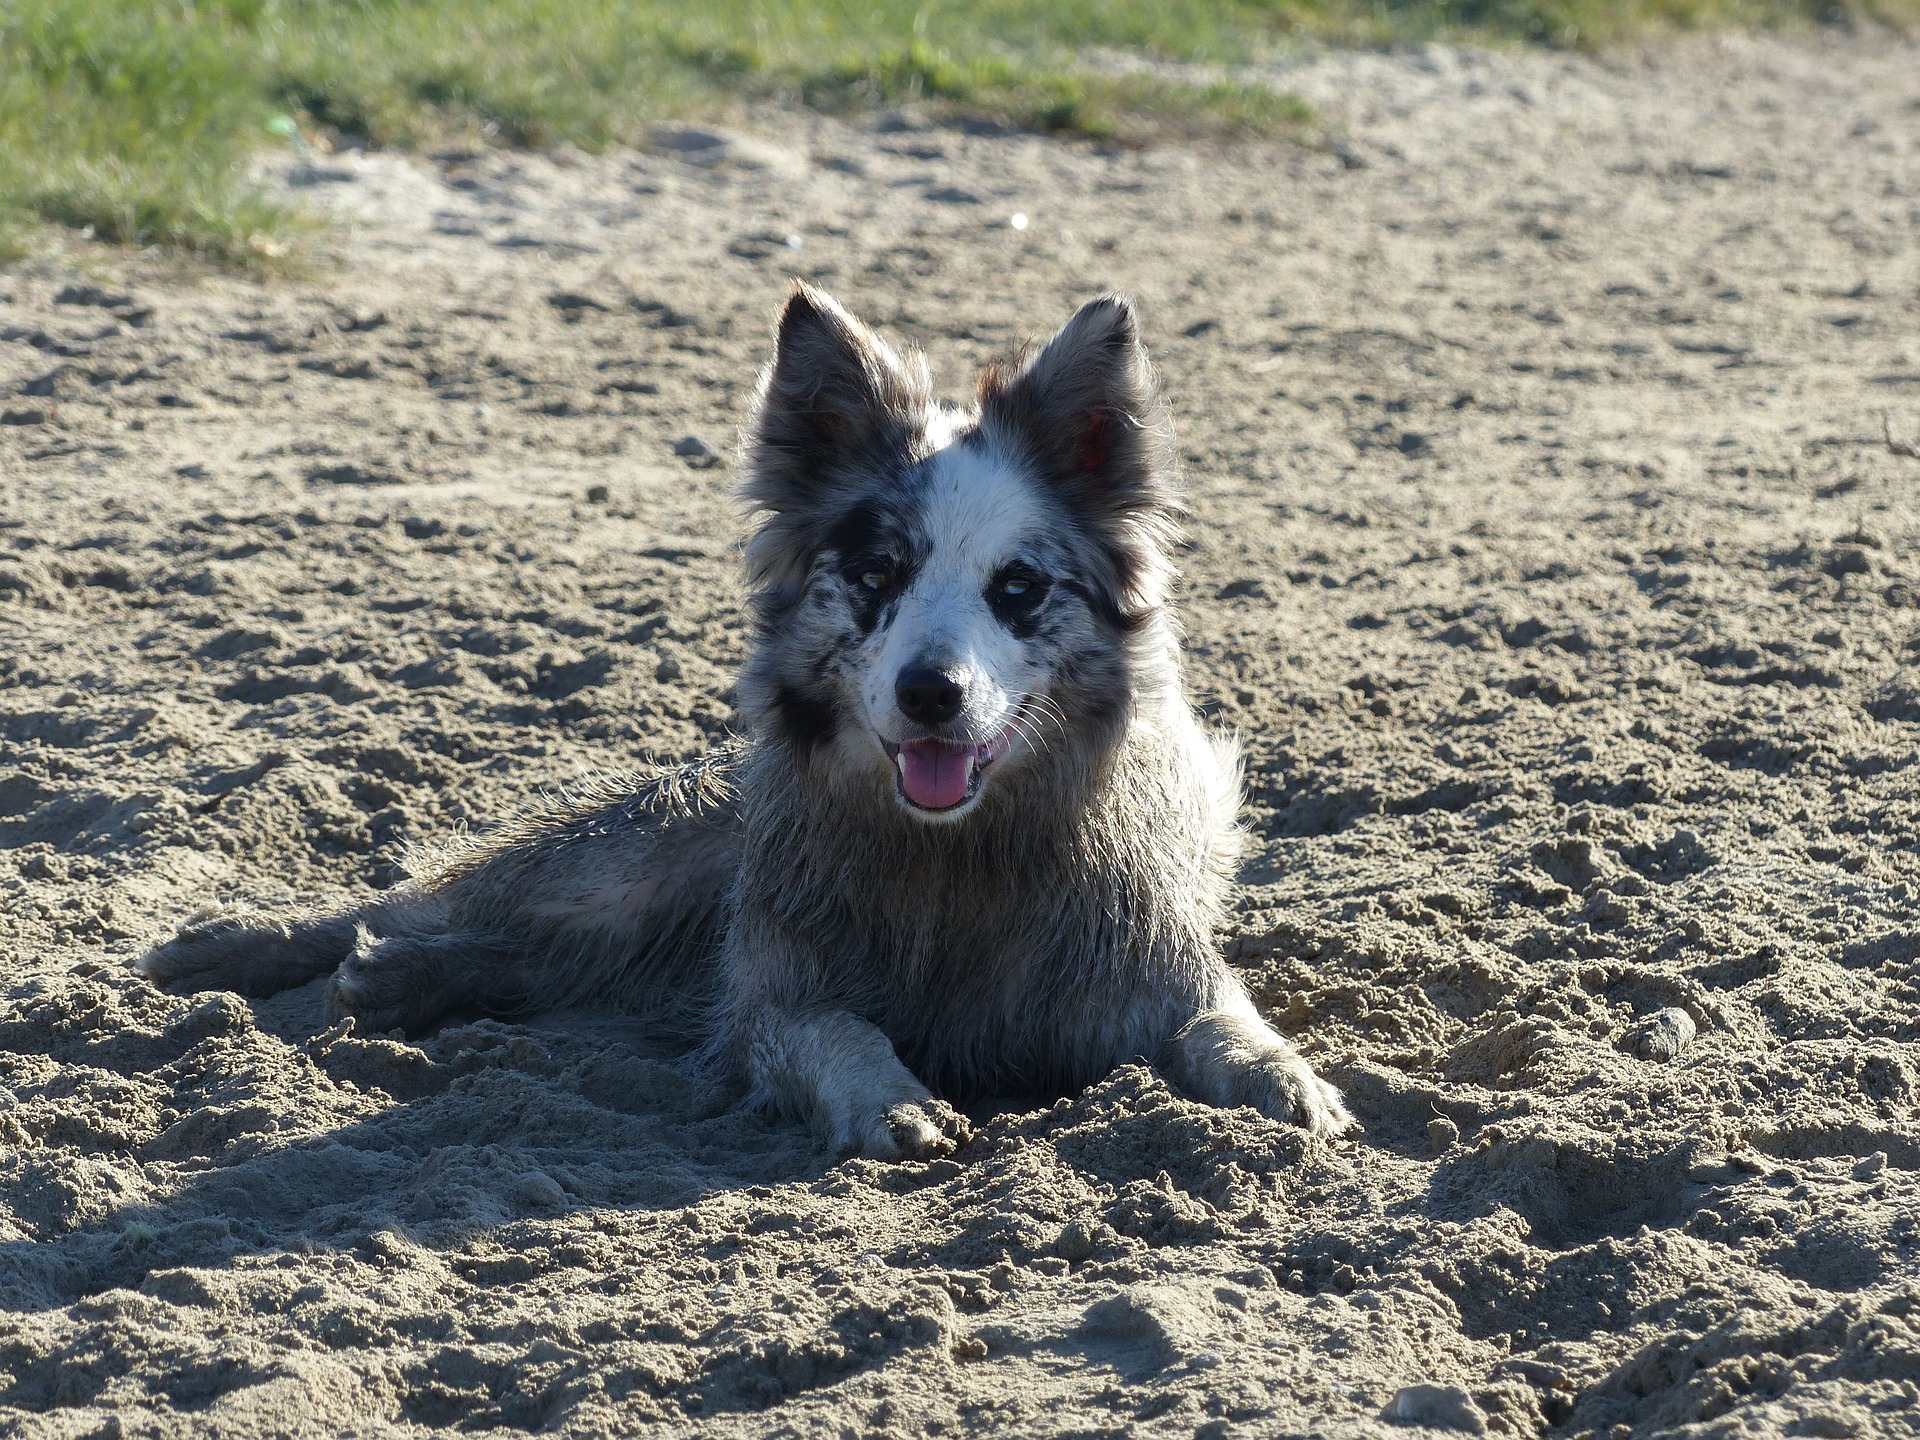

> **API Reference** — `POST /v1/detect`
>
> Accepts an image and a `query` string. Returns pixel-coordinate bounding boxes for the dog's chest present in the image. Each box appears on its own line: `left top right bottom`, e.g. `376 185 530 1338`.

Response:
830 844 1162 1023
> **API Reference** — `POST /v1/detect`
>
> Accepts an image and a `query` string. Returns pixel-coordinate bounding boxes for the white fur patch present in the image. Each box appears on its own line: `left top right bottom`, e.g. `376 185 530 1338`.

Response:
859 437 1055 749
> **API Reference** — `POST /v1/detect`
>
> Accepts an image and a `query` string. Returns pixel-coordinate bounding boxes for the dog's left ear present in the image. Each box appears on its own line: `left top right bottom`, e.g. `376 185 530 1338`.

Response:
976 294 1178 528
983 301 1175 610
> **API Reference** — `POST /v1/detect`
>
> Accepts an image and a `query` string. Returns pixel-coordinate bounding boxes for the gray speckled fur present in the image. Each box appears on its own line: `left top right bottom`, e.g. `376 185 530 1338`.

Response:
139 286 1352 1157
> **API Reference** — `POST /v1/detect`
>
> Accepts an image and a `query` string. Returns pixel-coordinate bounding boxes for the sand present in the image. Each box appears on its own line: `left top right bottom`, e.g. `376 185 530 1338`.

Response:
3 29 1919 1440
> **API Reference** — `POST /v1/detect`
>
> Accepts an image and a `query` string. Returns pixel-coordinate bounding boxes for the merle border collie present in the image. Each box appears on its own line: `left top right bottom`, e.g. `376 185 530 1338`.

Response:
140 285 1354 1156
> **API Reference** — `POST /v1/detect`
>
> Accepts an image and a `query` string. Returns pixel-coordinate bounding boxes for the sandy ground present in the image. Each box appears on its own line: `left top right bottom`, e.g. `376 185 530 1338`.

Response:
4 30 1920 1440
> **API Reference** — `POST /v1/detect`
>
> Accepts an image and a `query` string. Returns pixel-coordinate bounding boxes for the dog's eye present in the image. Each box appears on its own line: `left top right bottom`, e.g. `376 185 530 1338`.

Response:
843 554 901 596
990 568 1048 611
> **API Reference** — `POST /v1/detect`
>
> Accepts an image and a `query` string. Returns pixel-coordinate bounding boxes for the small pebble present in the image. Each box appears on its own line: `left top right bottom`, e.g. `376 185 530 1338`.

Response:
1428 1115 1460 1153
584 483 610 504
1053 1218 1099 1262
1387 1384 1487 1434
1626 1007 1697 1062
1492 1358 1571 1390
513 1171 567 1209
673 435 720 468
1796 1410 1859 1439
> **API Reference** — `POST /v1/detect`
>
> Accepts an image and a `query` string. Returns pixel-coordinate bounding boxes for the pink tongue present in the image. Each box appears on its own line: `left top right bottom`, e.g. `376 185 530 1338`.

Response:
899 740 973 809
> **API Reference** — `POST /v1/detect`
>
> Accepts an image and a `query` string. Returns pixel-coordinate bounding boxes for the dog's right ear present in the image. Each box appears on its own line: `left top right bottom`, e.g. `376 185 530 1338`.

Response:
740 284 929 517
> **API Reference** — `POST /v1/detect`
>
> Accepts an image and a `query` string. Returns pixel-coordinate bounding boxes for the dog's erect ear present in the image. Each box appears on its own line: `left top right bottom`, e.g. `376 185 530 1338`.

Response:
741 283 929 516
977 294 1177 522
978 296 1179 618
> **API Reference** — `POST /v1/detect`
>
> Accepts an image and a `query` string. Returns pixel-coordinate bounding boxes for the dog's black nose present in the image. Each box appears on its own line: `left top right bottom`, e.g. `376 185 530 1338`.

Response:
895 667 965 725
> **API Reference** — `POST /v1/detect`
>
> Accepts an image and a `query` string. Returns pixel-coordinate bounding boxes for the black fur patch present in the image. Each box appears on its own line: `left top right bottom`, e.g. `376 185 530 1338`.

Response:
824 497 895 563
988 563 1050 640
770 684 839 755
850 589 907 638
1061 577 1147 635
996 606 1045 642
825 495 925 571
825 494 923 636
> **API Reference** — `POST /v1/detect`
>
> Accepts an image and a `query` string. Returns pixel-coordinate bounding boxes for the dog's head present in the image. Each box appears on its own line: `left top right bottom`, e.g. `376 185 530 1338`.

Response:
736 285 1179 822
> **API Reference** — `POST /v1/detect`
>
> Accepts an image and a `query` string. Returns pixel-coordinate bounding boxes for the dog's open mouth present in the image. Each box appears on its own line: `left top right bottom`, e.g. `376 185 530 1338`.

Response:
886 728 1013 812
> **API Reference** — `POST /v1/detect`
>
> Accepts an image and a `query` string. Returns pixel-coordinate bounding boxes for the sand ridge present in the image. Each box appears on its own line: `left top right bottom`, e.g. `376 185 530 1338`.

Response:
2 31 1919 1440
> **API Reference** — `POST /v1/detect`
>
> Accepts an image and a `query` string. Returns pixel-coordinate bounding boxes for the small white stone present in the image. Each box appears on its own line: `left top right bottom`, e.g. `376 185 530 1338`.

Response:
1010 213 1029 231
1389 1384 1487 1434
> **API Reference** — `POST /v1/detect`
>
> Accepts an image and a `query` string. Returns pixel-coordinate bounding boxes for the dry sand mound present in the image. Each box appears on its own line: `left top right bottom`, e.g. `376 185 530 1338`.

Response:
4 31 1919 1440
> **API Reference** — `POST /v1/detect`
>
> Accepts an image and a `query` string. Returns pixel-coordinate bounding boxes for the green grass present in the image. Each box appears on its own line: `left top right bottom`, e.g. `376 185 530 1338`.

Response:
1 0 1913 266
795 38 1315 138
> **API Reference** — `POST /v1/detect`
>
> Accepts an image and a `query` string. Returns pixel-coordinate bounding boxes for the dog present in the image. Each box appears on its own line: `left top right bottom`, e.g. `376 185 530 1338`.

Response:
139 285 1355 1157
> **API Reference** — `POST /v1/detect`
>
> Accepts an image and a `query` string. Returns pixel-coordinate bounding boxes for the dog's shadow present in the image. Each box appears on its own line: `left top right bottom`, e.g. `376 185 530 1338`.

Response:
4 968 1087 1327
1 974 857 1318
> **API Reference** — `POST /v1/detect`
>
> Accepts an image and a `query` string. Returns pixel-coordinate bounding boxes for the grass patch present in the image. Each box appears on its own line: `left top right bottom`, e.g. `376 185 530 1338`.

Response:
1 0 1914 264
0 220 37 267
1 4 307 265
797 38 1315 138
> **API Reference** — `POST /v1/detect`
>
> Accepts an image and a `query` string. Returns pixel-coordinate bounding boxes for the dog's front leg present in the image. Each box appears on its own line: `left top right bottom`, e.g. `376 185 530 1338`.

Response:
734 1005 972 1160
1166 993 1357 1138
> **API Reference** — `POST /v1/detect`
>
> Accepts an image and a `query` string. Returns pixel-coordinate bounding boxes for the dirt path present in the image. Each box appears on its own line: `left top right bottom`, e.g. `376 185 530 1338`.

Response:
3 31 1918 1440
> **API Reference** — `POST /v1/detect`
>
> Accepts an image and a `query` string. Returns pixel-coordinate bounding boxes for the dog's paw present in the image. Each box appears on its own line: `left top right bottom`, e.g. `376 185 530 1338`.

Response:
748 1008 971 1161
136 907 351 997
1227 1051 1358 1139
836 1095 973 1161
325 928 459 1035
879 1096 974 1159
1171 1010 1360 1139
